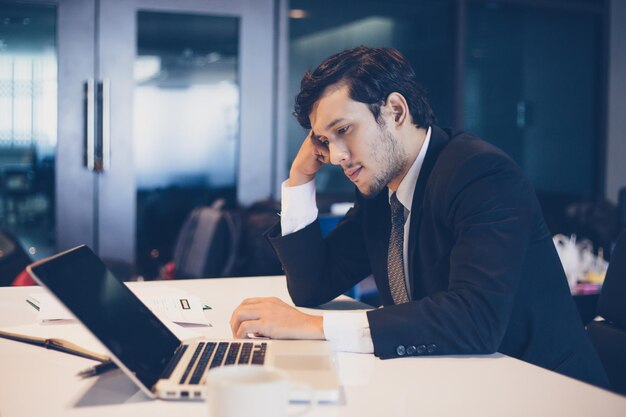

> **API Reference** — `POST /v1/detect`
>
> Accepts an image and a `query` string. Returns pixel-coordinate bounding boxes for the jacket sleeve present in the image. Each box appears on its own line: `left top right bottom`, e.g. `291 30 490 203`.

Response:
368 151 534 358
267 196 373 307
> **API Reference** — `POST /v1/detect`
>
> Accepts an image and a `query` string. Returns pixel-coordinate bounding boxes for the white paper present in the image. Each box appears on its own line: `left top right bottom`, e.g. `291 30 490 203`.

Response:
130 286 211 326
140 294 208 325
28 293 75 322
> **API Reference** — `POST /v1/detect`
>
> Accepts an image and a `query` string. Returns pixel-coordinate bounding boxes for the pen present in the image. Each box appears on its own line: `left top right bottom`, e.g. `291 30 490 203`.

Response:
77 361 117 378
25 298 40 311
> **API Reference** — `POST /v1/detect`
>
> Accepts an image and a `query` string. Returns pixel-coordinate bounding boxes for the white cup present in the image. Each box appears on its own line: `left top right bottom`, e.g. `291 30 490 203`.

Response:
205 365 313 417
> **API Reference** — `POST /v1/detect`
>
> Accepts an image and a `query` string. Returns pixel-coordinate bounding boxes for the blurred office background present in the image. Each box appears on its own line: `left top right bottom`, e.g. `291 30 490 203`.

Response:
0 0 625 282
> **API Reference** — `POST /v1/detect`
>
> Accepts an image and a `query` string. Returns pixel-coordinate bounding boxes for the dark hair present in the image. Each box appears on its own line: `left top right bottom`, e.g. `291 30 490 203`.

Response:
294 46 436 129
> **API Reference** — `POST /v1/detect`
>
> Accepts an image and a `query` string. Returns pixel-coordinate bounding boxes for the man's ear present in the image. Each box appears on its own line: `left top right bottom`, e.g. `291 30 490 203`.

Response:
386 92 409 126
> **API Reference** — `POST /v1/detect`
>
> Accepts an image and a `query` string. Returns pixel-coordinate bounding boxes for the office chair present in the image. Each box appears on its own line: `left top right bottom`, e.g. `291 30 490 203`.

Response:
587 229 626 395
172 199 241 279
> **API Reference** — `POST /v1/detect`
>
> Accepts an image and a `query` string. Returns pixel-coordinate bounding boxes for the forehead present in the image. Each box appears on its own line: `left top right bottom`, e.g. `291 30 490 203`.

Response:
309 84 372 133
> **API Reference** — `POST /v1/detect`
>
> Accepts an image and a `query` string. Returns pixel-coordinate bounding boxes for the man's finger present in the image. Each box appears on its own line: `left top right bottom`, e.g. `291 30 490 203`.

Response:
308 134 330 161
317 151 329 164
230 304 262 334
235 319 264 339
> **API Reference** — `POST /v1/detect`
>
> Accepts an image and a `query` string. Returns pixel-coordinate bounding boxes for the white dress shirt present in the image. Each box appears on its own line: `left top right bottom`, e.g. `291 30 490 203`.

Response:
281 127 432 353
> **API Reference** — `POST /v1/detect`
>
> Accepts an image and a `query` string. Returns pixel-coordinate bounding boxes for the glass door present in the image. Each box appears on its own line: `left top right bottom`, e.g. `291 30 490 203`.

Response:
0 2 56 260
97 0 276 277
132 11 240 277
0 0 97 270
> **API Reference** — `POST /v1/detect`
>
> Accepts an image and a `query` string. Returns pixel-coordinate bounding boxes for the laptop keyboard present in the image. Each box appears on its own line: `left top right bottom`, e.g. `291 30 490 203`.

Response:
174 341 267 385
160 344 188 380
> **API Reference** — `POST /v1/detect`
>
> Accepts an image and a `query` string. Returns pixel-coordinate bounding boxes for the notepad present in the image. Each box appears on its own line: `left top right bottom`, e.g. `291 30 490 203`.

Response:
0 328 110 362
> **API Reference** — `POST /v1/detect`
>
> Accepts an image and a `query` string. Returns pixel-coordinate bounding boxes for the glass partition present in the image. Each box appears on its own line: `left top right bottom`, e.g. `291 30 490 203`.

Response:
134 11 240 278
0 3 56 264
464 2 600 197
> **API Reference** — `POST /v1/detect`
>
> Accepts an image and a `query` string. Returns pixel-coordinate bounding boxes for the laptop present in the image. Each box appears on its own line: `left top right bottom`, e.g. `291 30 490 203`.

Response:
27 245 340 402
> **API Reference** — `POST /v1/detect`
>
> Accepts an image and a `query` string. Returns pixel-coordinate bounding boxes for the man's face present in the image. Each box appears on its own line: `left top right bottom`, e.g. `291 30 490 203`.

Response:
309 84 408 198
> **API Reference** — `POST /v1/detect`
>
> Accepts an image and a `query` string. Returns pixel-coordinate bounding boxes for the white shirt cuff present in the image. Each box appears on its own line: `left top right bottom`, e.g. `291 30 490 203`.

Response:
280 179 318 236
323 311 374 353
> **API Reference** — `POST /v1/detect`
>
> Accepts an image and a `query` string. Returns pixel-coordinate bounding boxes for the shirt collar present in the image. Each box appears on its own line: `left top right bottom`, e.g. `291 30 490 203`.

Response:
388 126 432 212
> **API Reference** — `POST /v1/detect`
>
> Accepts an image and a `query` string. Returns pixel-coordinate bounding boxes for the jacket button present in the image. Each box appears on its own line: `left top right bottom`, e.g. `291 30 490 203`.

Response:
427 344 437 353
396 345 406 356
406 345 417 355
417 344 426 354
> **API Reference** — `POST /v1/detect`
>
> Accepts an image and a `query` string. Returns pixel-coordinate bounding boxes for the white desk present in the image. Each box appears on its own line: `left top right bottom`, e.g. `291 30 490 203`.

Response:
1 276 625 417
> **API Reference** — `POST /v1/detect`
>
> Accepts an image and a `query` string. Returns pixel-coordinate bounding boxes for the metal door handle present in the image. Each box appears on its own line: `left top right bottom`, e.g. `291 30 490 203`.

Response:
84 79 95 171
99 79 110 171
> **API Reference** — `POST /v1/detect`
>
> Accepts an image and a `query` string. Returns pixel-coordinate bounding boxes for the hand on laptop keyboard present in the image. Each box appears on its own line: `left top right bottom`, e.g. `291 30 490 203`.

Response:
230 297 324 340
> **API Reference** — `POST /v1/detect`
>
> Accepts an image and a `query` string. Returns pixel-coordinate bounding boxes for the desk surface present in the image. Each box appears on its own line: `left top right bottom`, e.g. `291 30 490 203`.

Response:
1 276 625 417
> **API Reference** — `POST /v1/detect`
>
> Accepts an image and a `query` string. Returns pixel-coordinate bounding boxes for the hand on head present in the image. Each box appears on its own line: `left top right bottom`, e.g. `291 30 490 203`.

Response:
287 131 329 187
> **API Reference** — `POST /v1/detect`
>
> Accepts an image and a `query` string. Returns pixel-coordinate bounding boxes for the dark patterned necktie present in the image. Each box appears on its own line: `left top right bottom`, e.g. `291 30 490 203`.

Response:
388 193 410 304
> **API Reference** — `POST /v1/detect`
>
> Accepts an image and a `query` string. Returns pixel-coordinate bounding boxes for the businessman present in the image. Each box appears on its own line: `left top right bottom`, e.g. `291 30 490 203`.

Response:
230 46 609 387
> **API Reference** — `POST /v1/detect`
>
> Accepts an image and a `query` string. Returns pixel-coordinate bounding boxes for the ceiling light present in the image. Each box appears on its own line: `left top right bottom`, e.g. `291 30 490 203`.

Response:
289 9 308 19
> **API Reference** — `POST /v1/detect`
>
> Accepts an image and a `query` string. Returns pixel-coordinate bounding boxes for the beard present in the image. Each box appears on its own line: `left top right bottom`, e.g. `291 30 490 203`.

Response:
359 123 408 198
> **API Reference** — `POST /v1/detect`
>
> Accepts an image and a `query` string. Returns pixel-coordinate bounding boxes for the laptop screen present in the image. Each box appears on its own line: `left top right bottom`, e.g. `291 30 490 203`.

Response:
28 245 180 391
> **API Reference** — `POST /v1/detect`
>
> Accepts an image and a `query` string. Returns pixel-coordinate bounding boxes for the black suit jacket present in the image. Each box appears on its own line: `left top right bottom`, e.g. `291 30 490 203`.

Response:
268 126 609 388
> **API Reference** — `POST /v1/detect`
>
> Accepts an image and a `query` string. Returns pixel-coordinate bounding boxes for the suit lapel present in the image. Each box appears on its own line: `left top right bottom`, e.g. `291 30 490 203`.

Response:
407 126 450 299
